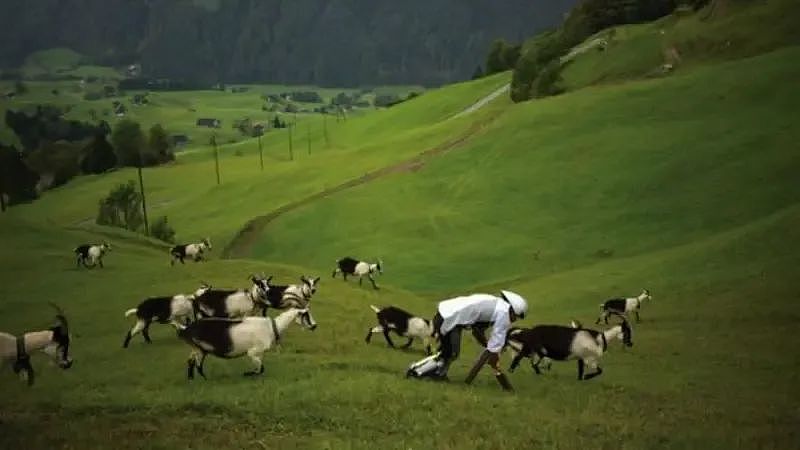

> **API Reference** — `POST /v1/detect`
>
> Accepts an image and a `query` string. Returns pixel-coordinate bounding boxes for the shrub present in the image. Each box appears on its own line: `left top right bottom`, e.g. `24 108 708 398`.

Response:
150 215 176 243
96 180 143 231
83 91 103 101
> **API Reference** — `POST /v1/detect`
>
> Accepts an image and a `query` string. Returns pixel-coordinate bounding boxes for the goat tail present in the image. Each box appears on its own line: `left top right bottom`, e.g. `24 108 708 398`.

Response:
124 308 138 318
369 304 381 313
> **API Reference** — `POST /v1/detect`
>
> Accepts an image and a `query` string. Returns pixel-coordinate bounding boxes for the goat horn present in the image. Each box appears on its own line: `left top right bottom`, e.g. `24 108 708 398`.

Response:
48 302 69 331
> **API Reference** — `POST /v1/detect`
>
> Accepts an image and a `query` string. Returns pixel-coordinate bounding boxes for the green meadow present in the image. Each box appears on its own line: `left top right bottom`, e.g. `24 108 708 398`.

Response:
1 2 798 449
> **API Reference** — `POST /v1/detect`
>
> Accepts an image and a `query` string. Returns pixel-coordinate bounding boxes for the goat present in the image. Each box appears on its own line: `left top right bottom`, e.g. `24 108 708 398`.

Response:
280 275 320 307
506 314 633 380
74 242 111 268
596 289 652 324
193 275 269 319
122 284 211 348
1 303 73 386
170 238 211 265
365 305 434 354
333 256 382 289
178 307 317 379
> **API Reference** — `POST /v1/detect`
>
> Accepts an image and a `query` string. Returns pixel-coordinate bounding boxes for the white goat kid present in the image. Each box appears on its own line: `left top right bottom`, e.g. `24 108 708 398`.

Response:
597 289 652 324
74 242 111 268
333 257 383 289
178 307 317 379
1 304 73 386
170 238 212 265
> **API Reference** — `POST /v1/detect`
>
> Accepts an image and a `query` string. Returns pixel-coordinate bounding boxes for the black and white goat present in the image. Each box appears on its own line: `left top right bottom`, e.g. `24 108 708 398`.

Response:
333 256 383 289
122 284 212 348
249 275 316 317
178 307 317 379
74 242 111 268
1 304 73 386
365 305 434 354
277 275 320 307
192 275 269 319
170 238 212 265
596 289 652 324
506 314 632 380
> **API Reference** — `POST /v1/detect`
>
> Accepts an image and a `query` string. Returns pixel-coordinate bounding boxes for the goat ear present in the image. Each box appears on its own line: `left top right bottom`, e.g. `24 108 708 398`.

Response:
313 276 320 284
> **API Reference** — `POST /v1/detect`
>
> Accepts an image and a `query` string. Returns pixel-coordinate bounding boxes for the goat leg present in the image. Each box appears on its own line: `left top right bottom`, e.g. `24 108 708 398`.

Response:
369 275 379 290
142 323 153 343
402 337 414 349
187 357 196 380
197 353 207 379
382 328 396 348
509 350 525 373
577 359 586 380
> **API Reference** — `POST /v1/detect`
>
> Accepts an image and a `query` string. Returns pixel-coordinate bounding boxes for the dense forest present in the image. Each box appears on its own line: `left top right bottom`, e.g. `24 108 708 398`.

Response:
0 0 577 86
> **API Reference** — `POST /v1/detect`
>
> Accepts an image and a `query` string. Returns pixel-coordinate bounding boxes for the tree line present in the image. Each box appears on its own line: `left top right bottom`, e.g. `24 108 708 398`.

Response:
0 106 174 210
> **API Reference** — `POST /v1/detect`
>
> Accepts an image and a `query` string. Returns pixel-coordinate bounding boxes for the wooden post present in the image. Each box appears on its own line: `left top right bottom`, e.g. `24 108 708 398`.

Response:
258 133 263 171
288 123 294 161
307 122 311 155
137 164 149 236
323 113 329 148
212 133 221 185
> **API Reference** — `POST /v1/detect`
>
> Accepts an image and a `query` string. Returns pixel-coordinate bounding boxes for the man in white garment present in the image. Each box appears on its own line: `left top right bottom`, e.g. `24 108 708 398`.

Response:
407 290 528 384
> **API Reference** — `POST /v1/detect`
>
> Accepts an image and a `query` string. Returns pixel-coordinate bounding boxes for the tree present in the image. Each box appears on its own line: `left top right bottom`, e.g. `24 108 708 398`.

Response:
25 141 82 189
112 119 146 167
14 80 27 95
81 134 117 174
0 144 39 208
96 180 143 231
147 124 174 165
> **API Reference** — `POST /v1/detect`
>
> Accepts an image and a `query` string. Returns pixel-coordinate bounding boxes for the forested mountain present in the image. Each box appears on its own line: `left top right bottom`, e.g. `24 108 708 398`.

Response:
0 0 577 86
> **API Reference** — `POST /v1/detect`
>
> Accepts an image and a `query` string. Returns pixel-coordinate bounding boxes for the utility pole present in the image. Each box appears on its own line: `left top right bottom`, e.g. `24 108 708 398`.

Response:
323 113 329 148
288 122 294 161
307 122 311 155
212 133 220 185
258 132 264 171
137 152 149 236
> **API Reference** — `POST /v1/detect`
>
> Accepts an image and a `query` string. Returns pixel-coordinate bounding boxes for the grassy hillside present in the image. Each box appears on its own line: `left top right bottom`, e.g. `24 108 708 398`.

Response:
561 0 800 90
1 5 798 448
249 46 800 293
4 72 509 250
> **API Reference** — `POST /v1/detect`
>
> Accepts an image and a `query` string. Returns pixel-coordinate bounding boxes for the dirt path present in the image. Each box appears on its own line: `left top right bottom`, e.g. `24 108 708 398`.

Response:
221 115 499 259
450 83 509 120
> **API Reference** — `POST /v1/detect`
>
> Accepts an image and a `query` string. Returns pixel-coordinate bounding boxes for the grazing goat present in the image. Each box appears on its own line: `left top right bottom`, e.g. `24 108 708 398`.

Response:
122 284 211 348
596 289 652 324
193 275 270 319
333 257 382 289
506 314 632 380
178 307 317 379
170 238 212 265
365 305 434 354
1 304 73 386
75 242 111 268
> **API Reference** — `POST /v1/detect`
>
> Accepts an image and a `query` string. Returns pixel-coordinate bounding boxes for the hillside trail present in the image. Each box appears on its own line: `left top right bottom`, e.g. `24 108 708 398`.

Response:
450 83 510 120
222 110 503 259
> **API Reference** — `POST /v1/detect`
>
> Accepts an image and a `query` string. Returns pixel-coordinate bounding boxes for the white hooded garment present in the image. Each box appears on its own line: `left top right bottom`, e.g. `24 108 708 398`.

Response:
437 293 511 353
